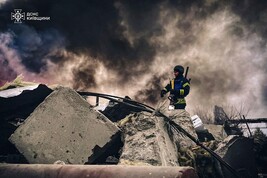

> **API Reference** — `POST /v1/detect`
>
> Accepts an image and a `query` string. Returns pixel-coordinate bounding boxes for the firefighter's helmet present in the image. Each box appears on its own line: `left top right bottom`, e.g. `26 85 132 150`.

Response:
173 65 184 74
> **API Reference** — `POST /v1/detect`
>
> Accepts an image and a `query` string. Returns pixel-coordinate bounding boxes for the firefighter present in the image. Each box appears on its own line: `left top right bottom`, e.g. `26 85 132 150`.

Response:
160 65 190 109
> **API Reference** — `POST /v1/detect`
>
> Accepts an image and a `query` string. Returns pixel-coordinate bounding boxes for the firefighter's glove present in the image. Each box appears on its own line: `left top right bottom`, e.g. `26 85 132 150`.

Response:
160 90 167 97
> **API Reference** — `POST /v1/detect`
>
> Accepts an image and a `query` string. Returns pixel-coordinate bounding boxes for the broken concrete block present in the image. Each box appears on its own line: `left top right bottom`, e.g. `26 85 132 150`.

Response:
119 112 179 166
9 87 119 164
162 109 198 168
164 109 198 149
215 135 258 178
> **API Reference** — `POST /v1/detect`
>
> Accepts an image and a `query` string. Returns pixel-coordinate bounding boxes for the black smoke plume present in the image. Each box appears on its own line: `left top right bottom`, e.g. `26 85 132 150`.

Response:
1 0 267 117
0 0 159 86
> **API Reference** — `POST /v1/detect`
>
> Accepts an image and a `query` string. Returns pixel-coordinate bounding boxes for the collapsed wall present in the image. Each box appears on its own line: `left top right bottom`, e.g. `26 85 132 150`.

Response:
9 87 120 164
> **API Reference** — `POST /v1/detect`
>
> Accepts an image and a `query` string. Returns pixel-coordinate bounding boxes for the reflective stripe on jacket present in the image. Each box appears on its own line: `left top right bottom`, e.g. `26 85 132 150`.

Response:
163 76 190 106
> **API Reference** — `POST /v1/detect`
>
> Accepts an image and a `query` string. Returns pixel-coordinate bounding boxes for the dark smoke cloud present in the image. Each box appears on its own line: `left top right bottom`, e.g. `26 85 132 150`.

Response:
9 24 65 73
1 0 267 117
115 0 162 35
131 0 267 117
263 79 267 105
0 32 20 85
134 73 169 105
0 52 17 86
0 0 160 86
229 0 267 106
231 0 267 38
72 59 99 90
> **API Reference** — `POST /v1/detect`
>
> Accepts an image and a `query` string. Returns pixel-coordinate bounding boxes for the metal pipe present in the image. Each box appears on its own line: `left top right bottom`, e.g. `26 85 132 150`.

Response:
0 164 198 178
227 118 267 123
242 115 252 137
95 96 99 106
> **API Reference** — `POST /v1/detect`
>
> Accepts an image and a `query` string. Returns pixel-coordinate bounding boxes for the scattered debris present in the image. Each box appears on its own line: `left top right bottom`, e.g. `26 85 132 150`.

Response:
0 84 266 177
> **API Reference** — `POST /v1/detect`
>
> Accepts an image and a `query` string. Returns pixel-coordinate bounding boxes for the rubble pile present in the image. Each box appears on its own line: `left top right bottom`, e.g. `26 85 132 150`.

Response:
0 84 266 177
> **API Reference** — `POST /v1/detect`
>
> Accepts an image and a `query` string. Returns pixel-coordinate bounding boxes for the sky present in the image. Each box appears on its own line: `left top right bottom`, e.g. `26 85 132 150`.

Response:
0 0 267 118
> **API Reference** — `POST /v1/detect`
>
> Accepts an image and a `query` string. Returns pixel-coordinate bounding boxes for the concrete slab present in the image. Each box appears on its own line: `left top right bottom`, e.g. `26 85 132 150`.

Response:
119 112 179 166
9 87 119 164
